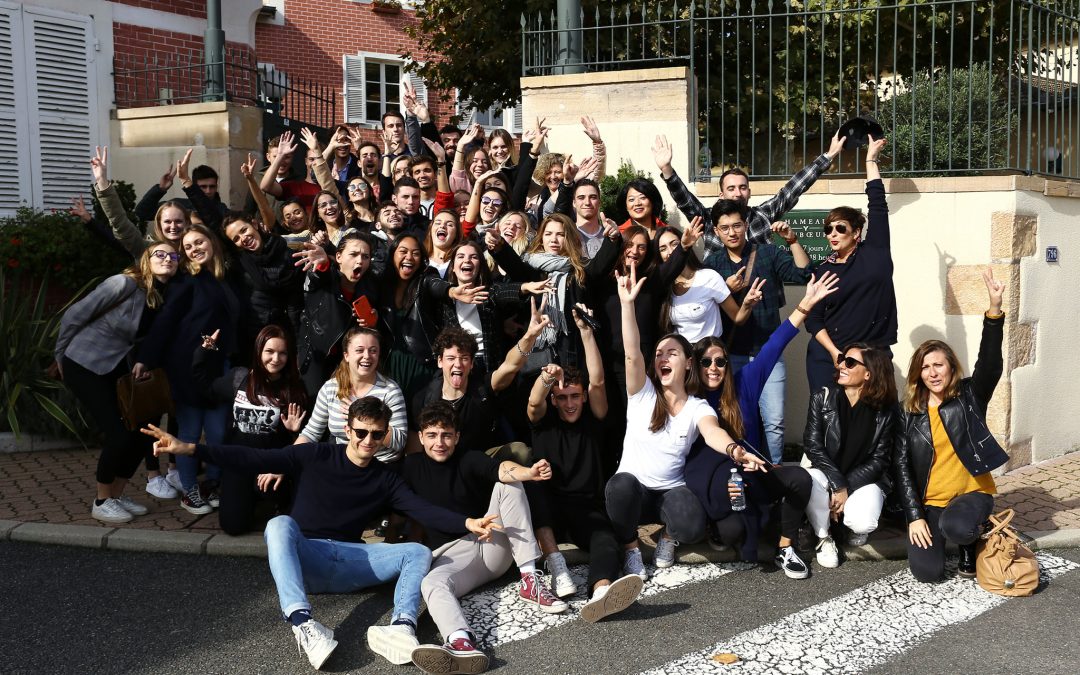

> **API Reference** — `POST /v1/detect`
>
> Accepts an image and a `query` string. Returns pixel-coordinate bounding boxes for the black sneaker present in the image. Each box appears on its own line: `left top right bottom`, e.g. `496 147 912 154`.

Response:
181 485 212 515
775 545 809 579
957 543 977 578
202 480 221 509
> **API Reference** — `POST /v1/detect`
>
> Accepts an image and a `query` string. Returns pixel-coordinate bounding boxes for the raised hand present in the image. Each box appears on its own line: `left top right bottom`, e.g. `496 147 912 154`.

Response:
770 220 797 245
240 152 258 179
681 216 705 249
740 277 767 308
652 134 673 173
866 134 887 162
293 241 329 272
421 137 446 163
141 423 196 457
176 147 194 184
281 403 307 432
599 211 620 240
159 164 177 191
347 126 363 154
69 196 92 223
615 261 647 303
540 363 564 389
524 295 552 338
577 155 600 181
580 115 602 143
826 130 845 159
571 302 596 333
90 146 109 188
460 123 482 148
201 328 221 351
561 154 578 184
802 271 840 307
401 79 418 115
299 127 321 152
983 266 1005 314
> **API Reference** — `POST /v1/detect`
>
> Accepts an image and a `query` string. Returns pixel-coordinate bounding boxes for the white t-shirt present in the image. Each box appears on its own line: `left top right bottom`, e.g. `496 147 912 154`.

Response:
617 377 716 490
668 268 732 343
456 300 485 360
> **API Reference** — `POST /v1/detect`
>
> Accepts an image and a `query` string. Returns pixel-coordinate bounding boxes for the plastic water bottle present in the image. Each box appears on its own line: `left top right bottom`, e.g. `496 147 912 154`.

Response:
728 468 746 512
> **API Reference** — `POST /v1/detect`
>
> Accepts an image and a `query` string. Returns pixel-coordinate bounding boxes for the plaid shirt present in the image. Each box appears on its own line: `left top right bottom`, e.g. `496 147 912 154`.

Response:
704 242 813 356
663 153 834 259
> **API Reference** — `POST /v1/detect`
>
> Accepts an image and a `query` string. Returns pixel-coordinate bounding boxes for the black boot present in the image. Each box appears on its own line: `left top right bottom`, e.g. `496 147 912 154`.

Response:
958 543 977 578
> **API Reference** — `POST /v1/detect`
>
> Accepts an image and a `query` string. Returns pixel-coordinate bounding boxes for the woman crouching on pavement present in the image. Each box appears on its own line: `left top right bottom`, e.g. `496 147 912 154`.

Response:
55 242 180 523
895 268 1008 582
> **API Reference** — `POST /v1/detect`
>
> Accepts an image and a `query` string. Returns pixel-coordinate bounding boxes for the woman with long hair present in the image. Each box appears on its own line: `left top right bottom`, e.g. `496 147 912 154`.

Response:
135 223 242 515
615 178 668 237
684 273 838 567
450 130 492 194
221 212 304 334
488 128 517 169
311 190 356 251
424 209 463 278
55 241 180 522
295 327 408 464
486 213 619 370
462 178 510 239
895 268 1008 582
238 152 311 250
798 341 899 576
192 325 308 535
605 264 767 578
301 127 377 232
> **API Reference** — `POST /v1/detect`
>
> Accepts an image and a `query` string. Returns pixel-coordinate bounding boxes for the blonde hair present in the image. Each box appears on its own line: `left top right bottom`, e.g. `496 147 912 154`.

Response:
332 328 381 402
903 340 965 413
527 213 587 286
182 223 226 280
124 241 175 309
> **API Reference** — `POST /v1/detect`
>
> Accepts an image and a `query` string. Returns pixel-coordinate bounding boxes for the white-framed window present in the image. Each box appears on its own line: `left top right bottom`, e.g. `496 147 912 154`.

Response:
456 94 522 133
0 1 98 215
343 52 426 125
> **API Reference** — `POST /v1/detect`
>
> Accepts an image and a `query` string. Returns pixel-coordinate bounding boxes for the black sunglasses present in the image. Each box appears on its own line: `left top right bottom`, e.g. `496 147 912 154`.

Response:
823 223 850 235
836 354 865 369
699 356 729 369
349 427 388 442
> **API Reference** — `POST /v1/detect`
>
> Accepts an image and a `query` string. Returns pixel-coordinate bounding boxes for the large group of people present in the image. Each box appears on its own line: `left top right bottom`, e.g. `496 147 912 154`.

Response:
55 101 1012 673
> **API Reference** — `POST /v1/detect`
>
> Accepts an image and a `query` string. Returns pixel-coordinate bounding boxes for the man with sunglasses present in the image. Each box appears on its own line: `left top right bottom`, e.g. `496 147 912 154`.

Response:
141 397 498 671
652 132 846 259
702 199 814 463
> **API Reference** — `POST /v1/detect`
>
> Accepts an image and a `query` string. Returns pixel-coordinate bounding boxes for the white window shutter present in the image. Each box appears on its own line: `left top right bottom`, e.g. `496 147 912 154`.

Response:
0 4 27 213
404 59 427 105
24 7 95 210
509 103 523 133
344 54 365 123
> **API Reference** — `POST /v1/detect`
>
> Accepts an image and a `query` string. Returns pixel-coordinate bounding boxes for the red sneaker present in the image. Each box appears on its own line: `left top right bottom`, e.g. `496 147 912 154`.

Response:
411 636 489 674
518 572 569 614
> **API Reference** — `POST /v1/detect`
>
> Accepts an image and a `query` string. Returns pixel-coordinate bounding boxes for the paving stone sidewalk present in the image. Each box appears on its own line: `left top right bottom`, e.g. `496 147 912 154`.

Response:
1 446 1078 537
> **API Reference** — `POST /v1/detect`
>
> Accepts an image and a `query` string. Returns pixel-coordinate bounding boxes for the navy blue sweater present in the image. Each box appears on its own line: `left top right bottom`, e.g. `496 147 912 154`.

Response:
804 179 897 348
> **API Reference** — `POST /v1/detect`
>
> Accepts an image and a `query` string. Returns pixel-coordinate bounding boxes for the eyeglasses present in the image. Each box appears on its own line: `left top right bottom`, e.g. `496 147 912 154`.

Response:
717 223 746 233
700 356 729 369
347 184 369 193
823 223 850 235
836 354 866 369
151 251 180 262
480 197 504 208
349 427 388 441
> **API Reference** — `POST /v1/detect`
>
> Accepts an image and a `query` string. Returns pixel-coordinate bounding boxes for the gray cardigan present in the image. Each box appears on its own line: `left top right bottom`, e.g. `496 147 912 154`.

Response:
55 274 147 375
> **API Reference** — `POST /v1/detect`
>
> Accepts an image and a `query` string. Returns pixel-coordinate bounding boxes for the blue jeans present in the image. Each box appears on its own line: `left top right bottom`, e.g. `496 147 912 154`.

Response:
729 354 787 464
174 402 230 490
264 515 431 623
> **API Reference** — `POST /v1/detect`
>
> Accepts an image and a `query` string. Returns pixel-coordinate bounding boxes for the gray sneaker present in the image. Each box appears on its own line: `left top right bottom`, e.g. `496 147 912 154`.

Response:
293 619 337 670
544 552 577 598
115 495 148 516
623 548 647 581
91 498 132 524
654 535 678 569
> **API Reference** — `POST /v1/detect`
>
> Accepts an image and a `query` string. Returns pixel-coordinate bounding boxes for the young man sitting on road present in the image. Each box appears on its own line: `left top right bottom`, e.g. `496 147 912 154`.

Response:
142 397 498 671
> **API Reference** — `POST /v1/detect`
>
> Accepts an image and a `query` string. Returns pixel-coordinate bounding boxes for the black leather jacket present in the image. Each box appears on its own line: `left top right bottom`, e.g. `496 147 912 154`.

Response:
297 264 378 365
893 315 1008 523
803 385 898 494
378 269 451 367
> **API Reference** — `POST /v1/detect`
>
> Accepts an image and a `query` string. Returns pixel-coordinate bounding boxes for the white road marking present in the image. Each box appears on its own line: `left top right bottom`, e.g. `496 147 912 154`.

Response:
460 561 749 648
643 553 1079 674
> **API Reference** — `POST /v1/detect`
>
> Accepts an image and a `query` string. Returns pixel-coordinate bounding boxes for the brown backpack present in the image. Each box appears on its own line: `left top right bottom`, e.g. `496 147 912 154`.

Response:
975 509 1040 597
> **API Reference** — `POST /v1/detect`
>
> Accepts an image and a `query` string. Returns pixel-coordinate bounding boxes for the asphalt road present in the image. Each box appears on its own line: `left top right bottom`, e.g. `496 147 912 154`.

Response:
1 542 1077 674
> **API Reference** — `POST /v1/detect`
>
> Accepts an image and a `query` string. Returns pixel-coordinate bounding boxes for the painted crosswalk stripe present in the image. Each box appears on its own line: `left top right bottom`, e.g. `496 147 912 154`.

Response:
643 552 1079 674
461 561 750 649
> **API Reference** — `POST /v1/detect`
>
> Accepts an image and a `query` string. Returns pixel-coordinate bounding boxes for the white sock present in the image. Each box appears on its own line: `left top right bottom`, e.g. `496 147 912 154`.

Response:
519 560 537 575
449 629 471 643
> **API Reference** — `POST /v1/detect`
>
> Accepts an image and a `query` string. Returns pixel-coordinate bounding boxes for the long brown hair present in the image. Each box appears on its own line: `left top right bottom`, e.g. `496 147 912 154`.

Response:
152 201 191 243
527 213 587 286
841 342 898 410
182 224 226 280
903 340 964 413
246 325 306 409
656 225 701 335
693 337 744 439
647 332 701 433
123 241 174 309
424 209 463 259
312 189 348 233
332 327 381 402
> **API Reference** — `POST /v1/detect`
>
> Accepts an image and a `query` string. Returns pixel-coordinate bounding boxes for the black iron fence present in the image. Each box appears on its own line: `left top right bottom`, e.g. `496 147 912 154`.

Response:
523 0 1080 180
113 45 337 129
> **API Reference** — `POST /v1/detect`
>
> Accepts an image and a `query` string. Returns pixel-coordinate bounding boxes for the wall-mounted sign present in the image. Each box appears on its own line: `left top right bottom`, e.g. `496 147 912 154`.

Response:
1046 246 1059 263
777 210 832 283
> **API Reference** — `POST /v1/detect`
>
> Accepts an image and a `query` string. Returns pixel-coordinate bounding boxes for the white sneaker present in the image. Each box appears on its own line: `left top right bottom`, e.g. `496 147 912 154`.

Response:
91 498 133 524
165 469 184 494
293 619 337 670
623 548 647 580
815 535 840 569
114 495 148 516
146 475 179 499
544 552 577 598
654 535 678 569
580 574 644 624
367 624 419 665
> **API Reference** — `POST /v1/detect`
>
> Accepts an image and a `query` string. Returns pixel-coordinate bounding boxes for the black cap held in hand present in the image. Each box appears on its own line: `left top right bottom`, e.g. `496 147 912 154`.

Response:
837 116 885 150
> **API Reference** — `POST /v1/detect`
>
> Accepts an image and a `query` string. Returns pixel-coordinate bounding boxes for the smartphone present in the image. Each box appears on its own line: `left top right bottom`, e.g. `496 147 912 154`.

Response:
352 295 379 328
574 306 600 332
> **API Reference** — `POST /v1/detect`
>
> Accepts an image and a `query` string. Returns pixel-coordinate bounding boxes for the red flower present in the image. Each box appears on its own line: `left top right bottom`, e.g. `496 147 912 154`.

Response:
9 237 21 246
7 258 19 268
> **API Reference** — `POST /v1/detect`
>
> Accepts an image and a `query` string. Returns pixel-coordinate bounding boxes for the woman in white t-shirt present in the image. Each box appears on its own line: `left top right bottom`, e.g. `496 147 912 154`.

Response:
657 226 756 343
605 263 768 579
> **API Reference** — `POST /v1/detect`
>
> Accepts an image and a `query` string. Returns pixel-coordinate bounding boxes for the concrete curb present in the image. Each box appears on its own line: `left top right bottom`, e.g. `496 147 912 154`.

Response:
3 518 1078 560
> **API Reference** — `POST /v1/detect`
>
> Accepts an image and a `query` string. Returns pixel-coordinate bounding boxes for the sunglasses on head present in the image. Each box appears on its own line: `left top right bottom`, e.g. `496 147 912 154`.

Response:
349 427 388 442
823 223 850 235
836 354 866 369
699 356 729 369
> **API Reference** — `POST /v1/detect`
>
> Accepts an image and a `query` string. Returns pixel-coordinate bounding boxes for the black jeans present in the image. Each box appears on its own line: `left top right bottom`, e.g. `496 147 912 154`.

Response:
530 488 621 597
907 491 995 583
712 465 813 562
63 357 149 485
605 473 706 545
218 469 292 536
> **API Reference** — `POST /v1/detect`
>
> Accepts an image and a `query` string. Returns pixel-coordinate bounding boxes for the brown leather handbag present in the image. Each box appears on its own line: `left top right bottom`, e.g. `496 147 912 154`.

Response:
975 508 1040 597
116 369 174 431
